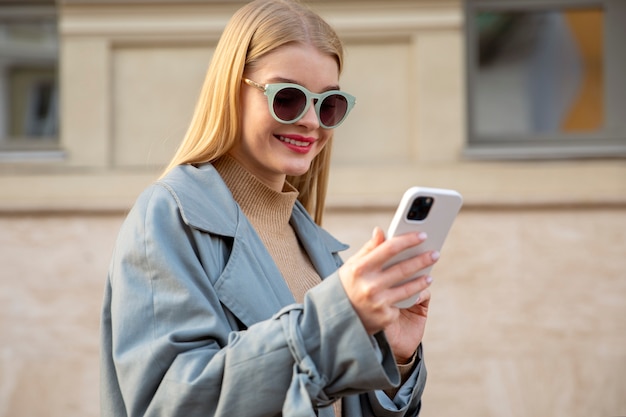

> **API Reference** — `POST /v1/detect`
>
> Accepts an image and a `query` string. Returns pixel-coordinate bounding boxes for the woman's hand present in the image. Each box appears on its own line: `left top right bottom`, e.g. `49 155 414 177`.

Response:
338 227 437 352
383 289 430 363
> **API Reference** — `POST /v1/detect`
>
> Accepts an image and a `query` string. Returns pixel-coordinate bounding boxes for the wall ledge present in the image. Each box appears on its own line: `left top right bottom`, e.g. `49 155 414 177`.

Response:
1 160 624 212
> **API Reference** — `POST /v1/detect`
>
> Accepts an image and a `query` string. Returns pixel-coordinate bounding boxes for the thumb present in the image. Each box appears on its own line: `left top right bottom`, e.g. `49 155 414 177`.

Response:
353 226 385 258
371 226 386 245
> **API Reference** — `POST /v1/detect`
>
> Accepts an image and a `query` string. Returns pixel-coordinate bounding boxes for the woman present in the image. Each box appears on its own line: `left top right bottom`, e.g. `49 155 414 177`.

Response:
101 1 438 416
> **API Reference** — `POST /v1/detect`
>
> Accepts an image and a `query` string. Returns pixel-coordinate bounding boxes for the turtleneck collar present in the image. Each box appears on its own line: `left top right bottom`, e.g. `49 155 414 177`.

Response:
213 154 299 232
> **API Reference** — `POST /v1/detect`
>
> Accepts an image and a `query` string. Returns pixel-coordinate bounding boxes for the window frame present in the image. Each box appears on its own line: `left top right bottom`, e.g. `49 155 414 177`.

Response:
0 2 63 161
463 0 626 159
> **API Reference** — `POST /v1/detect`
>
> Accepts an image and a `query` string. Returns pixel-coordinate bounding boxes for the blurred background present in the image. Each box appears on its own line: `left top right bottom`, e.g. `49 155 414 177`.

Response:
0 0 625 416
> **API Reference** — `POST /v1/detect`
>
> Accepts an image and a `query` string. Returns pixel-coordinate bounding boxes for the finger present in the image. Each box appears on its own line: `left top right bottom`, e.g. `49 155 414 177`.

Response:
413 288 431 310
364 231 428 269
378 249 439 289
370 226 386 246
417 288 431 305
339 228 388 283
351 226 386 259
408 288 431 315
388 274 433 306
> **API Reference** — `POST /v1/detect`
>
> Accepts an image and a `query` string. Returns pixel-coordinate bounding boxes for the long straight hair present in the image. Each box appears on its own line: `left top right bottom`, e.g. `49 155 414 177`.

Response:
161 0 345 225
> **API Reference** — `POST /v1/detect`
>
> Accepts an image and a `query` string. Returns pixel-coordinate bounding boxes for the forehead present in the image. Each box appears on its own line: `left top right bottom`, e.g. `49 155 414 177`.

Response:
249 44 340 88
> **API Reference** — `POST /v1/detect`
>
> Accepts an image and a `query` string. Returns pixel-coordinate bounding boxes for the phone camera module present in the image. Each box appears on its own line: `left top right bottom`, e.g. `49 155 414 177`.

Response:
407 196 434 221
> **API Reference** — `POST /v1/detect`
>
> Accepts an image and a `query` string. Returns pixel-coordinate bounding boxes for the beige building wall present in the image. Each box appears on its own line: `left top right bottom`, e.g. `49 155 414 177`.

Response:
0 1 624 416
1 208 625 417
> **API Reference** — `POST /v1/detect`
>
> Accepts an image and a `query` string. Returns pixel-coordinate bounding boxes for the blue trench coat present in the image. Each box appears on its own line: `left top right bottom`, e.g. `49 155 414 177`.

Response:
100 163 427 417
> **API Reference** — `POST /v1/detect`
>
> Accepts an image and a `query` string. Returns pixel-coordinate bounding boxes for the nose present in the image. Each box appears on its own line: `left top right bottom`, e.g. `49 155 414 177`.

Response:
297 99 320 128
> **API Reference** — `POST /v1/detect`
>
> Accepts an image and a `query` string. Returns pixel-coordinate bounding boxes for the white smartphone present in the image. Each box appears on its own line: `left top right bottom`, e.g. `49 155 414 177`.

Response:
384 187 463 308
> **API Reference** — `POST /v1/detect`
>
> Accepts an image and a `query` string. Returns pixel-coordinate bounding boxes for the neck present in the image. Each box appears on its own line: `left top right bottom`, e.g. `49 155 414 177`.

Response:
213 155 298 232
227 152 286 192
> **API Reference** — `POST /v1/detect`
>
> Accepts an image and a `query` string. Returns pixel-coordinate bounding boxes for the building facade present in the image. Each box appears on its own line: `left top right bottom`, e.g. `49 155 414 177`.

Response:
0 1 624 416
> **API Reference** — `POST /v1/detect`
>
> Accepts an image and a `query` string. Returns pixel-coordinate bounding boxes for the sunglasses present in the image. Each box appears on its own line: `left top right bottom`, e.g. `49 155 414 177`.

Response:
243 78 356 129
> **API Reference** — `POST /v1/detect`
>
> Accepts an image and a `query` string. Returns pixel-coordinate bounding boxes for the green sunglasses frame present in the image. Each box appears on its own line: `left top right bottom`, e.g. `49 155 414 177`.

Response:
243 78 356 129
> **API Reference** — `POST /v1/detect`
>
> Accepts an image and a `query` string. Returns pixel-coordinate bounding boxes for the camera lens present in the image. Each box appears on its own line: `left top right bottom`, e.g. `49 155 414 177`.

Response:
406 196 434 221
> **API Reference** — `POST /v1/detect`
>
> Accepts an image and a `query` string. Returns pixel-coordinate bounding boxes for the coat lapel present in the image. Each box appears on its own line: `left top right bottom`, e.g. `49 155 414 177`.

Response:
216 203 349 328
290 201 349 279
163 163 349 329
161 164 295 327
213 218 296 327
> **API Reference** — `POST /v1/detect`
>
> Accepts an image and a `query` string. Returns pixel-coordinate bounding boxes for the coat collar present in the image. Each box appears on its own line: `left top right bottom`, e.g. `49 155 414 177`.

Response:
159 163 348 327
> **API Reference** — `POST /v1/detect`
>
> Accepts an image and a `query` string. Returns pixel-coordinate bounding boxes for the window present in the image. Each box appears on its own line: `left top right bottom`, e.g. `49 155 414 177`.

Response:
464 0 626 159
0 1 60 159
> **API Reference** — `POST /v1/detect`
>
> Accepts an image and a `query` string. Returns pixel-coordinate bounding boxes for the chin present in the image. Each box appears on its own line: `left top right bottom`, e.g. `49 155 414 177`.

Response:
283 163 313 178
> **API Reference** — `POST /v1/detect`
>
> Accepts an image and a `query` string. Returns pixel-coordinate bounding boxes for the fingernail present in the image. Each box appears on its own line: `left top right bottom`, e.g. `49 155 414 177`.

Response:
431 251 440 261
426 276 433 284
418 232 427 240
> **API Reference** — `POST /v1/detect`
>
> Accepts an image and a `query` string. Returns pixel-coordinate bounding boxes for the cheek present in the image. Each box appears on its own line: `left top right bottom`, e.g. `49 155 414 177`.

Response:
240 105 270 147
242 98 278 135
241 88 267 124
315 134 332 154
239 94 252 136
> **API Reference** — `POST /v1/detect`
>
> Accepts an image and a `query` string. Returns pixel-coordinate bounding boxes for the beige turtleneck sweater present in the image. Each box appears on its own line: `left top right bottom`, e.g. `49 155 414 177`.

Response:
213 155 321 304
213 155 415 415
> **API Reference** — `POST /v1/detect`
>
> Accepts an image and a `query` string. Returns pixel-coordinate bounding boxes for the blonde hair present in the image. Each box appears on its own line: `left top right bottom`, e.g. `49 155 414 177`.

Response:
161 0 344 225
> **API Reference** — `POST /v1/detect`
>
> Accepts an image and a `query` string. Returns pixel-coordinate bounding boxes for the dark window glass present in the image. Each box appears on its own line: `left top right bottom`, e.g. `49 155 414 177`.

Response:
0 9 58 150
465 0 626 159
474 8 604 138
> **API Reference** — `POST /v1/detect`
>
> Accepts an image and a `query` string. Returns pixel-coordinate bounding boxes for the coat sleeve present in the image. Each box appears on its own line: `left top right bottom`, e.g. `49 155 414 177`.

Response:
350 344 427 417
100 184 405 417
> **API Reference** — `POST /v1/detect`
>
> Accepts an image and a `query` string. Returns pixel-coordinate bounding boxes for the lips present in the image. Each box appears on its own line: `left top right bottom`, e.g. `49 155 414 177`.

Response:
275 134 316 154
276 135 314 147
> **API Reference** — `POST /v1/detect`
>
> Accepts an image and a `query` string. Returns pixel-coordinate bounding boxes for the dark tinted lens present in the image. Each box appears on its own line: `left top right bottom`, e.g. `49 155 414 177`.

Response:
273 87 307 121
319 94 348 127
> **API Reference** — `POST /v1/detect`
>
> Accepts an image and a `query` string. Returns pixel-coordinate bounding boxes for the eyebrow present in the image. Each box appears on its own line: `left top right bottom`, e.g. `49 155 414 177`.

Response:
265 76 341 92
